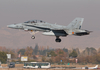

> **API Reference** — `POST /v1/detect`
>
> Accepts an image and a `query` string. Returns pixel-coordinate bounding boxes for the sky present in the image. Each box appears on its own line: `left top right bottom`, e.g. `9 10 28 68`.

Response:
0 0 100 49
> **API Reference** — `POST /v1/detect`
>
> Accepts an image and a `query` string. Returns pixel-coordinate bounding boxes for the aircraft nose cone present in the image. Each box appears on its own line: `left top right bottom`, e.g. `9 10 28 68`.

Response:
7 24 16 28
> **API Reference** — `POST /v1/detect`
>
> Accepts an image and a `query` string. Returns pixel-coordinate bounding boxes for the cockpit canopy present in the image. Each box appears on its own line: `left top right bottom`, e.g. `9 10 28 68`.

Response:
24 20 45 23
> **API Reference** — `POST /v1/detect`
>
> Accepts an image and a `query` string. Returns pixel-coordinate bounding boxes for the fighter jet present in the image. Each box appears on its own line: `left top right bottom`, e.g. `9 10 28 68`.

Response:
7 18 92 42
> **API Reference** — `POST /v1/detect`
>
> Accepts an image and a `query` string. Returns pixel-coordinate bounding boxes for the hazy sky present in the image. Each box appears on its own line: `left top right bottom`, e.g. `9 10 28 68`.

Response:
0 0 100 49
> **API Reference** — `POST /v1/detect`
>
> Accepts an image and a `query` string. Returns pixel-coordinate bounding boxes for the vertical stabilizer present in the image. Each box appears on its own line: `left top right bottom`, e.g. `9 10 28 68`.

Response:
67 18 84 29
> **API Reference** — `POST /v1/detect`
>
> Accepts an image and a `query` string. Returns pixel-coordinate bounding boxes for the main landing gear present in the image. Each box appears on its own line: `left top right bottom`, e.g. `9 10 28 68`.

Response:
55 36 61 42
31 35 35 39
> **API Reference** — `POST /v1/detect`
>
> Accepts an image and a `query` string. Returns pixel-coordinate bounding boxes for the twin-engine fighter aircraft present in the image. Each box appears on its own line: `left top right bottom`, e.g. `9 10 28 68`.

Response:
7 18 92 42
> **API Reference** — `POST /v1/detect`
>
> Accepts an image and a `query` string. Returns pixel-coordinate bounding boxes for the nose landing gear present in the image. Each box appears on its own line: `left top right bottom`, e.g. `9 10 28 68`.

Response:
31 35 35 39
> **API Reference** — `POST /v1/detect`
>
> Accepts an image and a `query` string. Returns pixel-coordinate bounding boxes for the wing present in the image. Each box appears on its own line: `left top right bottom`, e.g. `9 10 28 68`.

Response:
52 30 68 36
43 30 68 36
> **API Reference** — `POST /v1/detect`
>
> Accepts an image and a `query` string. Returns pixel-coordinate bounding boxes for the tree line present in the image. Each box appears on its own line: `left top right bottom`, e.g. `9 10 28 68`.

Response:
0 45 100 64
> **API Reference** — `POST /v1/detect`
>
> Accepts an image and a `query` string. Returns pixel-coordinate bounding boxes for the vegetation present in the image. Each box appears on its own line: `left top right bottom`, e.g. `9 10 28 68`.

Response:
42 56 46 62
69 50 78 58
47 51 57 57
0 51 7 63
0 45 100 64
18 49 25 55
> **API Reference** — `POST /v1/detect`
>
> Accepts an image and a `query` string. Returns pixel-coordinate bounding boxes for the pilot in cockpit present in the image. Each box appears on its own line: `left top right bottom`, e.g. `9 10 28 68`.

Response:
24 20 45 23
40 20 43 23
31 21 35 23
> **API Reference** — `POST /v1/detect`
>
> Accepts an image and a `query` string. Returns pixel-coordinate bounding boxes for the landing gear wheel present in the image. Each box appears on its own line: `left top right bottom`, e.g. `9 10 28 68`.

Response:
55 38 61 42
55 36 61 42
31 35 35 39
